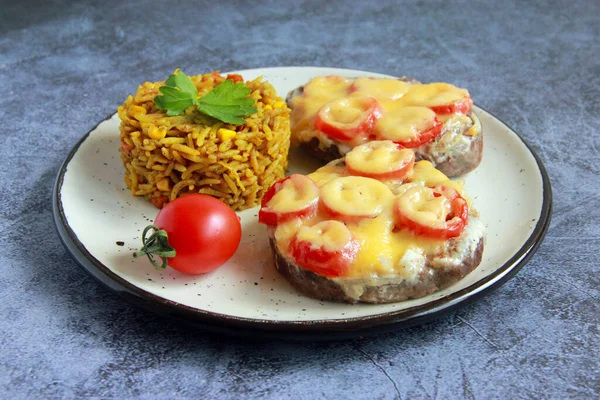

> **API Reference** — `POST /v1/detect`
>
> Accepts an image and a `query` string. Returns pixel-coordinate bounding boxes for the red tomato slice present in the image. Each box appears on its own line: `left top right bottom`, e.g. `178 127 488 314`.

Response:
374 106 443 148
394 185 468 239
398 83 472 116
395 118 443 148
258 174 320 226
225 73 244 84
345 141 415 181
430 96 473 115
288 220 359 277
314 96 382 141
319 176 392 224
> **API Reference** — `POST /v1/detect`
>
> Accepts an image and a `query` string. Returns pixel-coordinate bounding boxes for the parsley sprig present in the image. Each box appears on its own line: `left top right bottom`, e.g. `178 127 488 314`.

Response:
154 70 257 124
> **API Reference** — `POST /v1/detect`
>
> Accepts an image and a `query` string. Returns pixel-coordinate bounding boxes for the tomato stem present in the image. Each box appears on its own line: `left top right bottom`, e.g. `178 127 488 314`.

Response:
133 225 176 270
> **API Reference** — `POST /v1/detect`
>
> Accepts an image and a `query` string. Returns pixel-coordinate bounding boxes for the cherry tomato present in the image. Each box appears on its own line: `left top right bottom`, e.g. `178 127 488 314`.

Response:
394 185 468 239
314 96 382 141
288 220 359 277
154 194 242 274
258 174 319 226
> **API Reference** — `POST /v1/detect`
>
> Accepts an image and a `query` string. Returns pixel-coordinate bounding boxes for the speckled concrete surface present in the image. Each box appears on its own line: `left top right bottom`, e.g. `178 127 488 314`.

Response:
1 0 598 398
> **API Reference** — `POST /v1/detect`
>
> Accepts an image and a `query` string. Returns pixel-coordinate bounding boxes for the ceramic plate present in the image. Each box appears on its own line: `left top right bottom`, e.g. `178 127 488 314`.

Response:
53 67 551 339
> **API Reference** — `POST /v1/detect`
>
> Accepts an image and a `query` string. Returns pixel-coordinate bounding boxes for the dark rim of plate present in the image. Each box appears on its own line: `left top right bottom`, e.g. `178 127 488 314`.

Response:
52 104 552 341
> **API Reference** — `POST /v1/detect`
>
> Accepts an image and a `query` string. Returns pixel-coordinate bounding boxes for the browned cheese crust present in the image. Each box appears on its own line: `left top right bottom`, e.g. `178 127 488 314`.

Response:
269 237 484 304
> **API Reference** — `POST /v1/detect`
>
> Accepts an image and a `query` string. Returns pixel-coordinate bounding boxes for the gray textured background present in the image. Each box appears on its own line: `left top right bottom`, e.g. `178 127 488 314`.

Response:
1 0 599 398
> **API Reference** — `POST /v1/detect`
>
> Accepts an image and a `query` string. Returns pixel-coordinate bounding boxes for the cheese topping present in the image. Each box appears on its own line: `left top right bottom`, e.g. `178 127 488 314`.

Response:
307 160 348 187
374 106 437 142
349 209 445 278
273 157 475 278
409 160 469 206
345 141 414 175
350 78 411 100
320 176 393 218
266 175 319 213
303 75 353 98
290 76 353 141
325 98 364 124
289 76 477 151
397 83 469 108
395 186 452 228
316 96 379 136
296 220 353 252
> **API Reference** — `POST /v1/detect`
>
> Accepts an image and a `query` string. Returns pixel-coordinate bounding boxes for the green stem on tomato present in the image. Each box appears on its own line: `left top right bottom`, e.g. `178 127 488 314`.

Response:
133 225 176 270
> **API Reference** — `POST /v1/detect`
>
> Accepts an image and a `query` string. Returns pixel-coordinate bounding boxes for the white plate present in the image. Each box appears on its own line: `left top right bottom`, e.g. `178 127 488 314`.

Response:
53 67 551 339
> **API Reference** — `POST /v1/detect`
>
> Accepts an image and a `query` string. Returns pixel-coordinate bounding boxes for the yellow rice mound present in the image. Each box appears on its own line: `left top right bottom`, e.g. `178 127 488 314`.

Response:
117 71 291 210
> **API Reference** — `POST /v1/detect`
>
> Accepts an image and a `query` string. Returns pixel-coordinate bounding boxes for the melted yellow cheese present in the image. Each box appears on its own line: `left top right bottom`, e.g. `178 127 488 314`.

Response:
410 160 471 207
303 75 353 98
296 220 353 252
397 83 469 108
289 76 353 144
275 158 466 278
289 77 477 150
374 106 437 142
308 161 347 187
274 218 304 249
266 175 319 213
345 141 412 175
275 199 444 278
350 205 444 277
320 176 393 218
396 186 452 227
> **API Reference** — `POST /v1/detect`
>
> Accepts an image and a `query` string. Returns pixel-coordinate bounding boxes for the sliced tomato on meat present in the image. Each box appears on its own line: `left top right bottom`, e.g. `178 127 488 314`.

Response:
258 174 319 226
314 96 382 141
374 106 443 148
320 176 393 224
349 77 411 101
345 140 415 181
394 185 468 239
429 96 473 115
288 220 359 277
399 83 473 115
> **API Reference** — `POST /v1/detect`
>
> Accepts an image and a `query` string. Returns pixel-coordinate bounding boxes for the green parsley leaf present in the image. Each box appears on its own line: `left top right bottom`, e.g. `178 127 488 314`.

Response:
153 70 257 124
197 79 257 125
154 71 198 116
155 86 196 116
165 71 198 98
